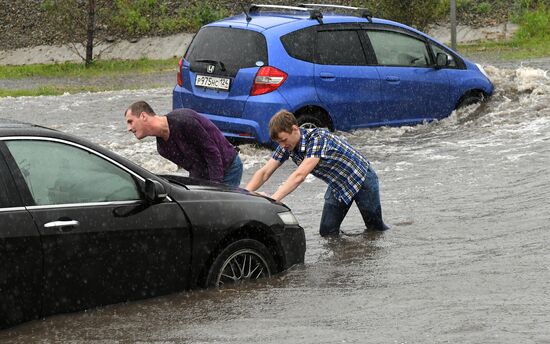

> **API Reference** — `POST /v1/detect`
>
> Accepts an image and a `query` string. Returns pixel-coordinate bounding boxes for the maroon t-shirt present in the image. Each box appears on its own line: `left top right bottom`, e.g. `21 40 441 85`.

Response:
156 108 236 182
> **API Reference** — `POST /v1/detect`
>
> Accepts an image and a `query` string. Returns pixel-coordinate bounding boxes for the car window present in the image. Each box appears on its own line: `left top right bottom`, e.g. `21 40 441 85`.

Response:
185 27 268 70
367 30 430 67
431 43 458 68
5 140 141 206
316 30 366 65
281 26 315 63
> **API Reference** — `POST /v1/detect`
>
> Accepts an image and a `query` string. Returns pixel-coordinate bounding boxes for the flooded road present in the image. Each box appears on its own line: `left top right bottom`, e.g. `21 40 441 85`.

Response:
1 60 549 343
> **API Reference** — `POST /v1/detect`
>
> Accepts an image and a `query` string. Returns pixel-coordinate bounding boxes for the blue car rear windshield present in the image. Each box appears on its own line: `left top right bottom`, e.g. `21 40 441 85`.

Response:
185 27 268 70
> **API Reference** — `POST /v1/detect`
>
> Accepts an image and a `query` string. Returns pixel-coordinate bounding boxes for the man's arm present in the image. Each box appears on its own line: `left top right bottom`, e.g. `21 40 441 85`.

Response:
271 157 319 202
245 158 281 192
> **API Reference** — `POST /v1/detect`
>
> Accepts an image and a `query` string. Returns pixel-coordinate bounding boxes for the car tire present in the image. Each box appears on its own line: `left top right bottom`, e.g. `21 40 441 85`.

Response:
206 239 276 288
297 114 324 129
457 93 483 109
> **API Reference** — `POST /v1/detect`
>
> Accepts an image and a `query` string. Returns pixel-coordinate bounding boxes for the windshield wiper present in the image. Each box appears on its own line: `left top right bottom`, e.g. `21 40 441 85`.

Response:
195 59 226 72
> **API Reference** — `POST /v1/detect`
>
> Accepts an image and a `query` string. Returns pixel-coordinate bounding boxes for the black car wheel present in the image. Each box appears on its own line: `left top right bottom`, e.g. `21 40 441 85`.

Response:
206 239 276 288
457 93 483 109
297 114 324 129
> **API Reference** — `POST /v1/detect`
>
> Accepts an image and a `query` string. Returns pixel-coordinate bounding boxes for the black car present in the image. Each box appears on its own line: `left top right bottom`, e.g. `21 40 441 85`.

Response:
0 119 305 329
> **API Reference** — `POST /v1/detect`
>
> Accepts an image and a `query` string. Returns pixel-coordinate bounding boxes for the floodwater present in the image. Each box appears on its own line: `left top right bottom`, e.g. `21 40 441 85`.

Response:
0 60 549 343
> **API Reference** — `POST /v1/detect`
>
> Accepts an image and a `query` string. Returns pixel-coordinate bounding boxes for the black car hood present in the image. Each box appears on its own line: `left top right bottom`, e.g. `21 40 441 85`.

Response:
157 174 286 208
158 174 242 192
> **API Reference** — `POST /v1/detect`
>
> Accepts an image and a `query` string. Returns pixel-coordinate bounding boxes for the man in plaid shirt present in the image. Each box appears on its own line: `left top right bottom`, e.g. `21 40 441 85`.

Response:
246 110 389 236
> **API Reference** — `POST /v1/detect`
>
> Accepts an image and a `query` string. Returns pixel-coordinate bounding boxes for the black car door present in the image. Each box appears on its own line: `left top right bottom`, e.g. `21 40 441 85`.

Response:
0 145 42 329
2 138 191 316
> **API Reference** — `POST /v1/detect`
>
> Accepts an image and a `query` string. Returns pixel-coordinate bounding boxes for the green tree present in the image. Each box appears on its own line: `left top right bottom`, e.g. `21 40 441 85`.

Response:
43 0 112 66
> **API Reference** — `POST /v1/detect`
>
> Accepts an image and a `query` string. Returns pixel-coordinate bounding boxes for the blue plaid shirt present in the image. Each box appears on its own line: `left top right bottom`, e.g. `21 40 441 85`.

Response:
272 128 371 205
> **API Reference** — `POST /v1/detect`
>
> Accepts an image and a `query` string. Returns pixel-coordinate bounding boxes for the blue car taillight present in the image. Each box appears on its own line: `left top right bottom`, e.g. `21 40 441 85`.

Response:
250 66 288 96
177 57 183 87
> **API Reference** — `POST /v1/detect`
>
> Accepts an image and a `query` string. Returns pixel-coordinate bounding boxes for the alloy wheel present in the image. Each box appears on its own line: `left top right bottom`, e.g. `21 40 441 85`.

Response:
215 248 272 287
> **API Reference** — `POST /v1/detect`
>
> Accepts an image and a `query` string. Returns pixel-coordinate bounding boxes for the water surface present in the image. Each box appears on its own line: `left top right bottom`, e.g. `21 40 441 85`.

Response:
0 61 549 343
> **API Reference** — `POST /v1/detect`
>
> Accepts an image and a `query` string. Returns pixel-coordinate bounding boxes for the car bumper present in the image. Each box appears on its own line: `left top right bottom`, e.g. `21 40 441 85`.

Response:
173 88 290 144
276 225 306 270
201 113 265 143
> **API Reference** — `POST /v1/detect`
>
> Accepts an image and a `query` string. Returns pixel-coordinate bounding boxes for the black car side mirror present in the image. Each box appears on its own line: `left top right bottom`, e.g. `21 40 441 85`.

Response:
435 52 449 69
144 178 167 203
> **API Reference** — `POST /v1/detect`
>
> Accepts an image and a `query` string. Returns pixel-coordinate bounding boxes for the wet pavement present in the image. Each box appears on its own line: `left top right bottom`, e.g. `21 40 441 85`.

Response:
0 59 549 343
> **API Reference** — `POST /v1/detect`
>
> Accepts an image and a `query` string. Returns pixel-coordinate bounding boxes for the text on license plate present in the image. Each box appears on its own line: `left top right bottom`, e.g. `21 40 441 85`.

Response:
195 75 230 90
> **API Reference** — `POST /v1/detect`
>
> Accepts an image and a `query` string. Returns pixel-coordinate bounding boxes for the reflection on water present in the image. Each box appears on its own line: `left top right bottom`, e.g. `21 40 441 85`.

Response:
1 62 549 343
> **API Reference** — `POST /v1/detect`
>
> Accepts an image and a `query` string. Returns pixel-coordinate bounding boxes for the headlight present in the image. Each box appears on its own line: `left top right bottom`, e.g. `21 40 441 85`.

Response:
277 211 299 226
476 63 491 81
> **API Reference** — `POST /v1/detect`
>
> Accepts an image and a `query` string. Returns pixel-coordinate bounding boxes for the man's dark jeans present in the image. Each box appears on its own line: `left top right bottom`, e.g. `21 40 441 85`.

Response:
319 167 388 236
223 154 243 187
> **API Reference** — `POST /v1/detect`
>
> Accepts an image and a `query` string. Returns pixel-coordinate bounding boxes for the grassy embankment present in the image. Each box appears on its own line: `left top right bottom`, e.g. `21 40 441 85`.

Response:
0 58 179 97
459 36 550 60
0 6 548 98
460 5 550 60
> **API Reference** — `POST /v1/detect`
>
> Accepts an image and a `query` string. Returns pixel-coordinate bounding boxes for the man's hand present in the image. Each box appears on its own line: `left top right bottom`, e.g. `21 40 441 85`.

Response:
271 157 319 202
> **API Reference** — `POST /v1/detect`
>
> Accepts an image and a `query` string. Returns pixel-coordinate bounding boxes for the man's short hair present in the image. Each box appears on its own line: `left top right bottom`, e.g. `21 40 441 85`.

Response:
269 110 298 140
125 101 155 117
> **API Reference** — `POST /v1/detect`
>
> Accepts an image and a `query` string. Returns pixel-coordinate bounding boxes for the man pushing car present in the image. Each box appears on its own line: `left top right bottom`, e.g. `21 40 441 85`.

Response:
125 101 242 187
246 110 389 237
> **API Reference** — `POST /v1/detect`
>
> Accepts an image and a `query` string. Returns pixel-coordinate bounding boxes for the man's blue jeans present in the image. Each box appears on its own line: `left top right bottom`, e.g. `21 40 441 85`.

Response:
223 154 243 187
319 167 388 236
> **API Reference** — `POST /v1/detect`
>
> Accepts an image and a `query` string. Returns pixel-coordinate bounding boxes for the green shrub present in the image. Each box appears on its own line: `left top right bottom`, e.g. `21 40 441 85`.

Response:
112 0 159 36
457 0 473 11
512 0 550 17
177 3 230 30
194 3 230 27
514 6 550 40
352 0 445 30
109 1 229 36
474 2 492 14
157 17 191 33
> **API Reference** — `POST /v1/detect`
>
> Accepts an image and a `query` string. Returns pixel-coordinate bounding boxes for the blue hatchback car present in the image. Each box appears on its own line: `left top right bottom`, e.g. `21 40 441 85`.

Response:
173 4 494 144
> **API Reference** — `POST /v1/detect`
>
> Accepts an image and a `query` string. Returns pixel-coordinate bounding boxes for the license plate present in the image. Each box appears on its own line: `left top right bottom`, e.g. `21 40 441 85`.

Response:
195 75 230 91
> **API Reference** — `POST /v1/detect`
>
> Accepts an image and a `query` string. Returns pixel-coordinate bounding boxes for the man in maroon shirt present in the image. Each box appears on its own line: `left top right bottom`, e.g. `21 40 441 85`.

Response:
124 101 242 186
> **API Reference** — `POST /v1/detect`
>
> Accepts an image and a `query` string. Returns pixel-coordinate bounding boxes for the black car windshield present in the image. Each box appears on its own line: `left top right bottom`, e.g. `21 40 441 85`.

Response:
185 27 268 73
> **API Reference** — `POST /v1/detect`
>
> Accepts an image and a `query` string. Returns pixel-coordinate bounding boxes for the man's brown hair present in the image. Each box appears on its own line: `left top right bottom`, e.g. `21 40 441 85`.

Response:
269 110 298 140
125 101 156 118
